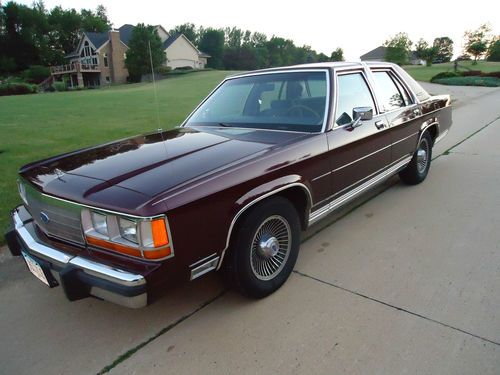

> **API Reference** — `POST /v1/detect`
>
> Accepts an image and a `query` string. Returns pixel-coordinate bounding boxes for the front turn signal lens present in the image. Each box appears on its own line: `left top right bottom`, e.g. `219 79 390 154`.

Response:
152 218 169 247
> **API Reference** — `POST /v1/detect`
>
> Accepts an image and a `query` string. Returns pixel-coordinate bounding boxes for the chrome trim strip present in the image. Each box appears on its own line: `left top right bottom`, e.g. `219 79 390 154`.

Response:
13 209 146 288
332 144 391 173
216 182 312 271
308 156 412 225
190 256 220 280
434 128 449 144
419 122 439 145
392 131 419 146
190 253 218 268
311 171 331 182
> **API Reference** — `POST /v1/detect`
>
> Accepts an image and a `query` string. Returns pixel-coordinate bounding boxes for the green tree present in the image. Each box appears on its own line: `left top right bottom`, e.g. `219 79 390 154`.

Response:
487 38 500 61
330 47 344 61
124 24 165 82
432 37 453 62
80 5 110 32
169 23 198 45
415 38 437 66
384 32 412 65
198 28 225 69
464 24 491 63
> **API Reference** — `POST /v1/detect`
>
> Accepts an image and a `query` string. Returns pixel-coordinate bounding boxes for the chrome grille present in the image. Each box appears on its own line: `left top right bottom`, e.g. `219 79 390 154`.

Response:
23 182 85 245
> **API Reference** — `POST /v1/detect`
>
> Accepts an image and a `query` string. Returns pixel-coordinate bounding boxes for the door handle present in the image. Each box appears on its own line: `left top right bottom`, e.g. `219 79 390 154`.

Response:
375 121 386 130
413 108 421 116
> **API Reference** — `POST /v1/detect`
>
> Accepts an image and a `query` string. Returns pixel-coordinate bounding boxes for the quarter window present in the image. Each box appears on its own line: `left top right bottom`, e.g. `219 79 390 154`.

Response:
372 71 407 111
336 73 375 126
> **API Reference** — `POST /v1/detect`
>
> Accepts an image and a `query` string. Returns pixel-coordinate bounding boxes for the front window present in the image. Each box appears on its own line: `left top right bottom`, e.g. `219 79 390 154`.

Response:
185 71 328 132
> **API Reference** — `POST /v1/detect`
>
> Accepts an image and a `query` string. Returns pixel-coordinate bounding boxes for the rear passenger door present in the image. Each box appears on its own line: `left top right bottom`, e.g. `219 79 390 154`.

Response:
370 69 422 163
326 70 392 198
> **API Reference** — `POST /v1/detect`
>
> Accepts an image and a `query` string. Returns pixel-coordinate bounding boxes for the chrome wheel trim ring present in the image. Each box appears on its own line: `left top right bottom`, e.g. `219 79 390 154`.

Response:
417 138 429 174
250 215 291 281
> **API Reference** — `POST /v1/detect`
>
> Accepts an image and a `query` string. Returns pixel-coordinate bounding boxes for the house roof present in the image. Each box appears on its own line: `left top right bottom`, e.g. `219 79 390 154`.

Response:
198 52 211 58
163 33 183 49
118 24 135 46
85 31 110 50
360 46 387 60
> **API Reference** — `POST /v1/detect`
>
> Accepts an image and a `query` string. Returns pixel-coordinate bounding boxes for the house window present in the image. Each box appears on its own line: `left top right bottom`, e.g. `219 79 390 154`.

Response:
103 54 108 67
105 76 110 83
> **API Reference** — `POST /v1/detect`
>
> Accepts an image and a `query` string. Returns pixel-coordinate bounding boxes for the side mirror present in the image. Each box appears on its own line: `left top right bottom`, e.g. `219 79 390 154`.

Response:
353 107 373 122
350 107 373 128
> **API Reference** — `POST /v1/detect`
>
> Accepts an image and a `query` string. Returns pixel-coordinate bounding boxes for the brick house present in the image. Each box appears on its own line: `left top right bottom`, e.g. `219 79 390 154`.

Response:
50 24 210 88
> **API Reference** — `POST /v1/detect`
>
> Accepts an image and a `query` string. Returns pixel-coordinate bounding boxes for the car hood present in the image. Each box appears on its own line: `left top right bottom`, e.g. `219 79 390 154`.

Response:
20 127 308 213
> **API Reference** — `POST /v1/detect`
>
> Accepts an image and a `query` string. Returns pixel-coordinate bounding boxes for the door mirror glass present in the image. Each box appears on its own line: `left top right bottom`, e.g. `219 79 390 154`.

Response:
353 107 373 121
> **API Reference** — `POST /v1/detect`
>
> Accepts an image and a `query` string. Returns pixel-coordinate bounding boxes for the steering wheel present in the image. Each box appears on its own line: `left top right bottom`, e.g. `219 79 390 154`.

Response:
285 104 321 119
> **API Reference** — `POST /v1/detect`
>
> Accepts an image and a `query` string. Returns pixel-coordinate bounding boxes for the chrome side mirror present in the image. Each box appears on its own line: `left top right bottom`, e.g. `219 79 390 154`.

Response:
351 107 373 128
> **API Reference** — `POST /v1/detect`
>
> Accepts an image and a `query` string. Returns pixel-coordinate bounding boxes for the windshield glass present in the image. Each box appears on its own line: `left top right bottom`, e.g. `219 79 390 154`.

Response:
185 71 328 132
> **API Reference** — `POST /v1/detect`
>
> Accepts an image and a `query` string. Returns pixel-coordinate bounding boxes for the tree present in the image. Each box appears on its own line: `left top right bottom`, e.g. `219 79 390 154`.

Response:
384 32 412 65
169 23 198 45
464 24 491 63
80 5 110 32
487 38 500 62
415 38 437 66
330 48 344 61
432 37 453 62
124 24 165 82
198 28 225 69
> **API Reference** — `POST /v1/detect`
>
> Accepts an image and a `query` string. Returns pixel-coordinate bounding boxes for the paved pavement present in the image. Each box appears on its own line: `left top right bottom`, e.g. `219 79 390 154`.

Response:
1 84 499 375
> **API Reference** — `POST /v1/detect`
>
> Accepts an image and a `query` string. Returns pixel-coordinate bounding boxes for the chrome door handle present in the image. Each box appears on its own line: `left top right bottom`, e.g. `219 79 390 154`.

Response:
413 108 421 116
375 121 386 130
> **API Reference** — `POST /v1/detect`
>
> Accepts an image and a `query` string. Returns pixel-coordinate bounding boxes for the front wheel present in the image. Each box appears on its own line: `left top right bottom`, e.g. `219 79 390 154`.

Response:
399 131 433 185
224 197 301 298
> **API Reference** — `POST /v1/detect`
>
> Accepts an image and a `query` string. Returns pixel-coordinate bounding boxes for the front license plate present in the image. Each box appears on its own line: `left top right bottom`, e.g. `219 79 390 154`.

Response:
22 252 50 286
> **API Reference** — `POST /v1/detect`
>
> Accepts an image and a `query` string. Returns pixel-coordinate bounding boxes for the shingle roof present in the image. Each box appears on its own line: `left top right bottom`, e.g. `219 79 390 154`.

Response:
163 33 182 49
85 31 109 49
360 46 387 60
118 24 135 46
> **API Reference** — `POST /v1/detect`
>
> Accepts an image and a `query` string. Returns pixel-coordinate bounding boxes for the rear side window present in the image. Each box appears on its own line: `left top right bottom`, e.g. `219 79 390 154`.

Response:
372 71 406 111
335 73 375 126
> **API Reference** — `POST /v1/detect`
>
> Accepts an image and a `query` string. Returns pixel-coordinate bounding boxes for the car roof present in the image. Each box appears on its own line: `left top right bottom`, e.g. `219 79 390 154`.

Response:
229 61 399 78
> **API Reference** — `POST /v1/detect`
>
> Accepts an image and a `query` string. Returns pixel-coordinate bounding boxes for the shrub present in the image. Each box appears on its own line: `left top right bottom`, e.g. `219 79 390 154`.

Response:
460 70 482 77
484 71 500 78
21 65 50 84
175 66 194 71
432 76 500 87
52 81 67 92
0 82 38 96
430 71 459 82
157 66 172 76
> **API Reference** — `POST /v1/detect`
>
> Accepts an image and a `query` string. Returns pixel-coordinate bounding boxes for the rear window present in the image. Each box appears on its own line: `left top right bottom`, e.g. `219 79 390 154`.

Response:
393 65 431 102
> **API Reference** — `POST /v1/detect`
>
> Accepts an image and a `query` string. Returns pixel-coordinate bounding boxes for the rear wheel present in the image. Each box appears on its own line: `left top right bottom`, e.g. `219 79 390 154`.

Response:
224 197 300 298
399 131 433 185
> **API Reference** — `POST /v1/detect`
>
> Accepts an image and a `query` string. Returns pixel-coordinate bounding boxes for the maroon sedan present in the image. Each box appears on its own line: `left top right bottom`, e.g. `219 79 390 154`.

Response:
6 62 452 307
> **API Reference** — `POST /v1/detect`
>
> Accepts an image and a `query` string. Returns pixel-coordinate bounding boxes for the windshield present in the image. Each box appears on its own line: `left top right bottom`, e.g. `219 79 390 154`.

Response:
185 71 328 132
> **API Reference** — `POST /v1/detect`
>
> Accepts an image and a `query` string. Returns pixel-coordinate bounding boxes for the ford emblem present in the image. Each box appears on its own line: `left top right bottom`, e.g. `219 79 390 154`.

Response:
40 212 50 224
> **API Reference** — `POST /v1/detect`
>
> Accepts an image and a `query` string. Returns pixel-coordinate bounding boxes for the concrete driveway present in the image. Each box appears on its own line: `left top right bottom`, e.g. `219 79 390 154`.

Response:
1 83 499 375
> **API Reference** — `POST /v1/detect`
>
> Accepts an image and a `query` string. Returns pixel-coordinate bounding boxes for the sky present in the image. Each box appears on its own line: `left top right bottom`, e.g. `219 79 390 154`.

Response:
18 0 500 60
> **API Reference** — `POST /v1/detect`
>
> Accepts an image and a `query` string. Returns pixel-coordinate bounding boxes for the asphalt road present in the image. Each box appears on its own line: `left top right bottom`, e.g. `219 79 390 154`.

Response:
1 83 499 375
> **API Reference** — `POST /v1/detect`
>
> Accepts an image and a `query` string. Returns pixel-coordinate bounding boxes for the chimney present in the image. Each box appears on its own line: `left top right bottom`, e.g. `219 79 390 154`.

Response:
108 30 122 83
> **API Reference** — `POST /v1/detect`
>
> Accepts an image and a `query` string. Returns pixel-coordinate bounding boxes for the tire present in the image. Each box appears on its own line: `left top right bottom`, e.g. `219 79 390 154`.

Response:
399 131 433 185
224 196 301 298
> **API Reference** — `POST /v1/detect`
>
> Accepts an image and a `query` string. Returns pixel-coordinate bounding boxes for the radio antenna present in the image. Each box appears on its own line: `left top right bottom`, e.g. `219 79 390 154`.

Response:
148 40 162 132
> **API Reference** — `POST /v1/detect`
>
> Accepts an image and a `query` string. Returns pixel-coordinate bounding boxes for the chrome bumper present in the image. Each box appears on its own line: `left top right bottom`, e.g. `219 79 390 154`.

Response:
7 206 147 308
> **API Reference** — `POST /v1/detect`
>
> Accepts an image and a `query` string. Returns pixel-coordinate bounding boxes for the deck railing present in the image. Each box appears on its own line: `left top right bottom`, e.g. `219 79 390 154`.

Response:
50 62 100 74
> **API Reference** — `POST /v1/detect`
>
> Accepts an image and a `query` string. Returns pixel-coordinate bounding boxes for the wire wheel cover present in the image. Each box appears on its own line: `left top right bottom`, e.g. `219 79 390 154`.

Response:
250 215 291 281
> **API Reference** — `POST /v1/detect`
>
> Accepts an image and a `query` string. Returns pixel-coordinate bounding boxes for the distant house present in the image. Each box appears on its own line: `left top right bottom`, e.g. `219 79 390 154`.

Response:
50 24 210 88
360 46 425 65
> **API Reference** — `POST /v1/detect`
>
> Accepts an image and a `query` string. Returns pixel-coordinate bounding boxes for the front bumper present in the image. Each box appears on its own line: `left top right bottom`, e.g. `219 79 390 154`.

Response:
6 206 147 308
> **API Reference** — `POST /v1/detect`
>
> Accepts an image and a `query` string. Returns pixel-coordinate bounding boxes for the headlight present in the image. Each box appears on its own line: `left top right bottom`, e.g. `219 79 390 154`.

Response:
81 208 172 260
119 218 138 244
91 212 108 236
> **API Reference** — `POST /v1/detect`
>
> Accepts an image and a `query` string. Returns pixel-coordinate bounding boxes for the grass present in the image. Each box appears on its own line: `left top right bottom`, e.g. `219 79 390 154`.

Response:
0 70 235 245
403 60 500 82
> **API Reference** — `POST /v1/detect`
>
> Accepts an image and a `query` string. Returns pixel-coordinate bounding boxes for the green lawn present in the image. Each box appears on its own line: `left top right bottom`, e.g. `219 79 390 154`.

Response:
0 70 235 245
403 61 500 82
